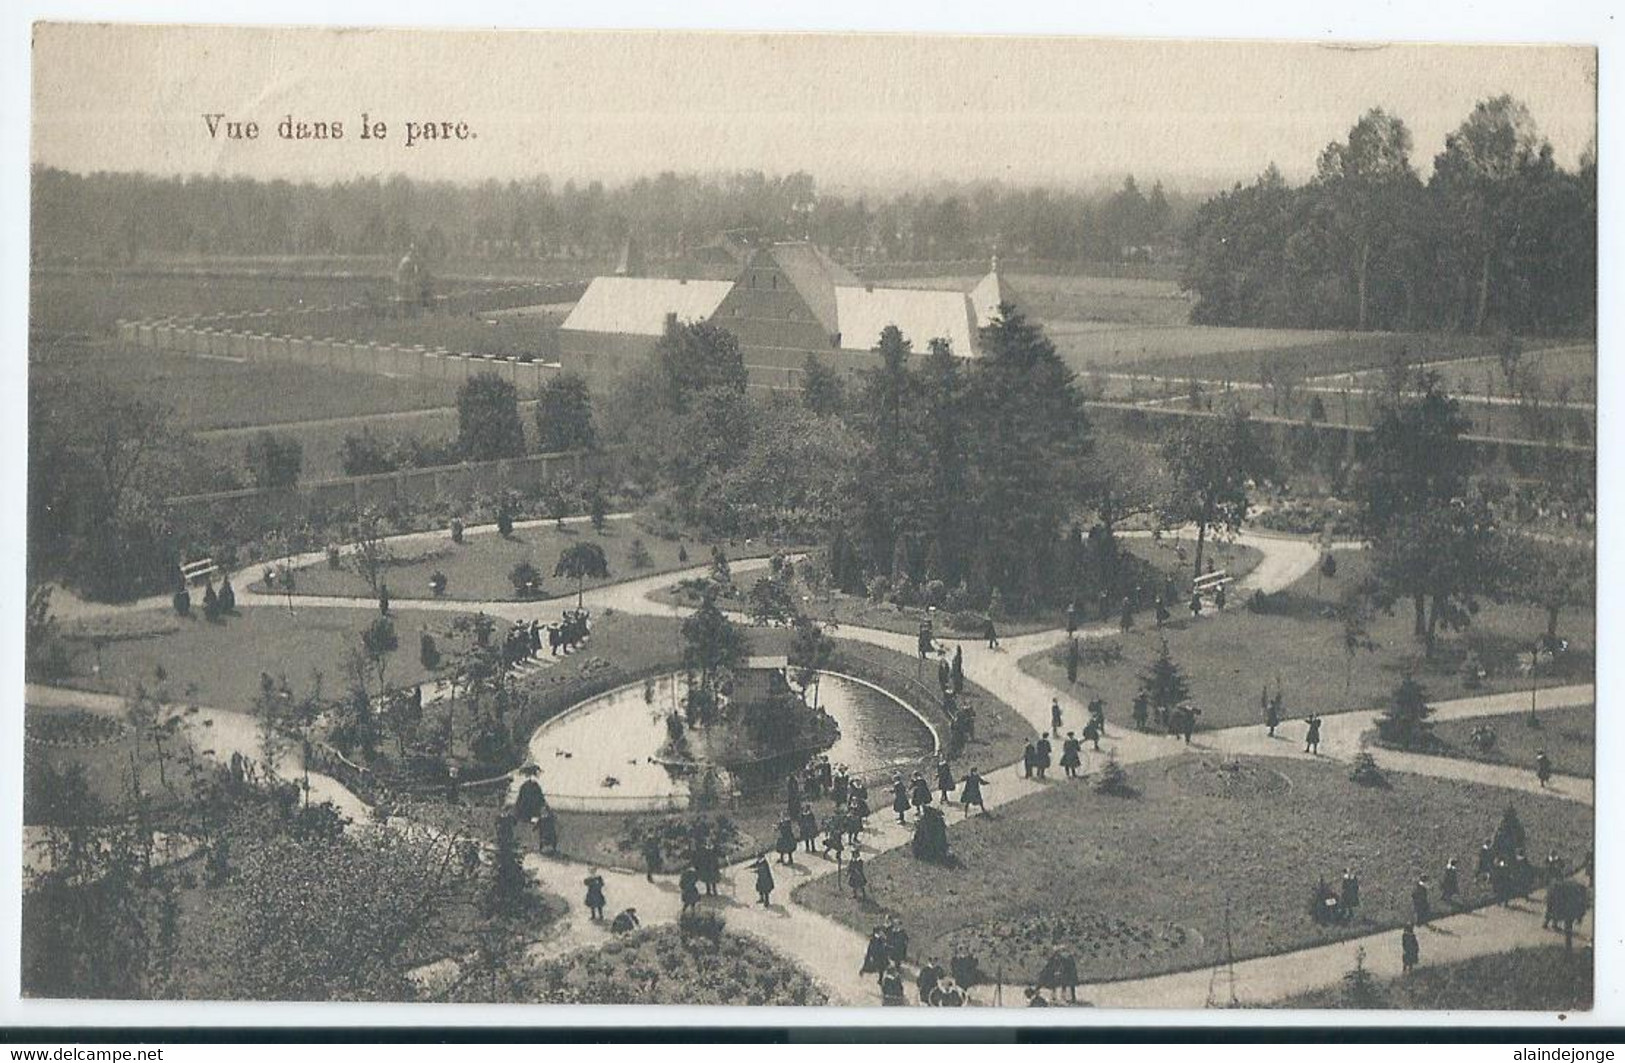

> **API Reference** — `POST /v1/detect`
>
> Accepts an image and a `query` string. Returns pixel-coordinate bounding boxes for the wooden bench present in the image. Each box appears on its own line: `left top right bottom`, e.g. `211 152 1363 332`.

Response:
1193 570 1231 595
179 558 219 586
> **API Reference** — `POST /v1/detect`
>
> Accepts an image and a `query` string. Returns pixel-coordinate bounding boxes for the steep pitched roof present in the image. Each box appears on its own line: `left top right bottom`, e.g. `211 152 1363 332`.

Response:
833 286 978 357
764 243 858 337
969 264 1022 329
560 277 733 336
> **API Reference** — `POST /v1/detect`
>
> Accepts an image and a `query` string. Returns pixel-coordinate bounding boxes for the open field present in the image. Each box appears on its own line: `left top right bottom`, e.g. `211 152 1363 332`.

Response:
1053 323 1356 371
794 753 1592 986
1119 331 1526 382
890 272 1193 328
255 306 564 363
1021 548 1594 734
1321 344 1597 404
282 522 725 603
1423 705 1594 780
1274 944 1591 1010
32 340 463 432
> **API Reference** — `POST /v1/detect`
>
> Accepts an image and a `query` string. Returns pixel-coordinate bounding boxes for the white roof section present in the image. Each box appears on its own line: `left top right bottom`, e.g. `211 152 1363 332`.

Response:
560 276 733 336
834 286 978 358
969 268 1017 329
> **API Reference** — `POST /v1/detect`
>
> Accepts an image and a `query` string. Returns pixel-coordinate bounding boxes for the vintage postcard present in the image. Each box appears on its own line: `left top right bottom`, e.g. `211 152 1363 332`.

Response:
20 23 1597 1017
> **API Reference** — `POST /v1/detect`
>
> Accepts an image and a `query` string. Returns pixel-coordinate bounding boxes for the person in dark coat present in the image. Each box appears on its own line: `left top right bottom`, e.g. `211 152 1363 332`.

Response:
936 758 956 802
678 867 702 913
1477 838 1495 880
891 775 910 824
1120 595 1135 633
1340 868 1360 919
984 617 999 649
832 769 850 809
885 920 910 966
848 854 868 900
1088 697 1107 736
1401 924 1420 973
910 772 933 816
610 907 640 934
1441 858 1460 905
823 814 846 866
1081 718 1101 752
775 817 798 865
695 840 721 896
1022 741 1037 779
1034 734 1052 779
960 768 989 815
1065 600 1079 636
640 835 664 882
1180 704 1200 743
1536 750 1552 788
1304 714 1322 755
1411 876 1431 925
1132 691 1150 731
880 963 907 1006
750 856 775 906
951 646 964 694
860 928 889 977
1050 698 1064 734
515 778 546 822
916 958 942 1004
1060 732 1083 778
583 872 607 921
1189 592 1203 619
535 806 558 854
1154 599 1171 629
798 804 820 854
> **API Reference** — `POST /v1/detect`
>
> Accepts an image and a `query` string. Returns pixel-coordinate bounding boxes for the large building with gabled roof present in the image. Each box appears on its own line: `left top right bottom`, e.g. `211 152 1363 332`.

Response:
557 241 1021 392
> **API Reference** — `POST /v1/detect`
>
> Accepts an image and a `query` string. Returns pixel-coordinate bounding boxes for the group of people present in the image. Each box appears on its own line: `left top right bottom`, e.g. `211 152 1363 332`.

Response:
500 608 592 667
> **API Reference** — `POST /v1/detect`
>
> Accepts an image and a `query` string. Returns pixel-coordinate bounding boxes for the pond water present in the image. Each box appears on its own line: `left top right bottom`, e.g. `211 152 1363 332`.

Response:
519 671 936 811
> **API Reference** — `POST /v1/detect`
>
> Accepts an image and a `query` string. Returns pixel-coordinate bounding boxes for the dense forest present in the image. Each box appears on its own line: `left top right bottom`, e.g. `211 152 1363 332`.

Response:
31 167 1189 268
1181 97 1596 336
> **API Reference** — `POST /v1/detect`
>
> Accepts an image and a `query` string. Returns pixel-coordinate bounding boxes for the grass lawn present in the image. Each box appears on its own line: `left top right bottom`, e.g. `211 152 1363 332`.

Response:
1421 706 1594 779
24 703 203 824
280 523 732 603
1052 323 1353 372
889 273 1192 329
33 339 462 430
1274 944 1592 1011
519 922 829 1005
1130 331 1514 384
1332 344 1596 404
792 753 1592 987
56 604 471 713
1021 548 1594 732
256 306 563 363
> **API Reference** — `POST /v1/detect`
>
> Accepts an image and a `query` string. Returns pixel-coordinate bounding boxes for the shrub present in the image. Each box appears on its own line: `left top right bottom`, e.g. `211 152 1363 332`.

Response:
1376 676 1434 750
944 582 975 613
326 544 342 570
1461 650 1486 690
678 908 727 941
497 507 515 539
1349 751 1387 787
628 539 654 569
866 575 891 605
1247 589 1290 615
921 579 948 609
1092 752 1136 796
1470 724 1498 753
510 561 543 599
946 609 986 634
889 576 918 608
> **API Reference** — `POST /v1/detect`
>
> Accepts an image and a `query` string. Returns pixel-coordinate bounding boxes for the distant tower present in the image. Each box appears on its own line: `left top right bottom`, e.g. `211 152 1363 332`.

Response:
614 236 645 278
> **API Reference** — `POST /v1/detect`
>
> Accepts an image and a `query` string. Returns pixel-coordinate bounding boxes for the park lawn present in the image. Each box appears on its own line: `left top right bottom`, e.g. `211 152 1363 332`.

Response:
1021 548 1594 733
56 604 471 714
1130 331 1512 384
255 305 563 363
888 273 1192 329
792 753 1592 988
280 522 721 603
1051 323 1352 372
196 406 470 481
518 923 829 1005
1274 945 1592 1011
1421 706 1594 780
23 703 204 824
33 339 462 430
1332 344 1596 404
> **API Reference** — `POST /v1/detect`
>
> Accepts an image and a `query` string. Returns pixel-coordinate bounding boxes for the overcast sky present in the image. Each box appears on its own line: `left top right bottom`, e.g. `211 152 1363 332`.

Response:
31 25 1596 192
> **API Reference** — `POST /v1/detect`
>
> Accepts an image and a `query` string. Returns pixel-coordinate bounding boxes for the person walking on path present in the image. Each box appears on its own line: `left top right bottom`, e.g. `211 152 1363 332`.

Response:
1304 714 1323 755
1401 924 1420 973
860 928 889 979
1022 741 1037 780
936 758 956 803
880 963 907 1006
1082 717 1101 752
583 871 607 922
1215 584 1227 612
1051 698 1064 734
1340 868 1360 920
822 814 846 868
848 854 868 900
1155 598 1171 629
798 804 820 854
951 646 964 694
916 959 943 1005
1132 692 1150 732
1441 858 1460 906
983 617 1000 650
696 840 721 897
960 768 989 816
1065 600 1079 637
1190 591 1204 619
679 867 701 913
1536 749 1553 788
775 816 798 865
910 771 933 817
1411 876 1431 925
1088 697 1107 737
640 834 664 883
1034 734 1052 779
891 775 911 825
1180 705 1200 744
750 855 775 907
1061 732 1083 779
1120 595 1135 633
535 806 559 854
1264 686 1280 737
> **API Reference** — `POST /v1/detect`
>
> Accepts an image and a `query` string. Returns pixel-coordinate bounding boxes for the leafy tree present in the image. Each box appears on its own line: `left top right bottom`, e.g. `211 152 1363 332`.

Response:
679 588 747 726
800 354 847 417
1507 536 1592 642
456 372 526 461
244 431 304 489
534 371 596 453
746 575 799 627
1160 410 1267 577
787 616 835 708
486 812 530 917
361 616 399 703
509 560 543 599
654 319 748 412
350 509 393 594
1376 675 1433 749
554 541 609 608
1335 587 1380 697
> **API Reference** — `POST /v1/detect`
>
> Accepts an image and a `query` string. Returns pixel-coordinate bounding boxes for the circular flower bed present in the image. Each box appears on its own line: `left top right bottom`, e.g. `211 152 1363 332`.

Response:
946 910 1206 980
1161 756 1292 800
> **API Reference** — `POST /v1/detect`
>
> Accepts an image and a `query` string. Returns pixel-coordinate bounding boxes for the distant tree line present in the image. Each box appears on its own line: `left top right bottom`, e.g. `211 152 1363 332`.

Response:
31 166 1190 267
1181 97 1596 335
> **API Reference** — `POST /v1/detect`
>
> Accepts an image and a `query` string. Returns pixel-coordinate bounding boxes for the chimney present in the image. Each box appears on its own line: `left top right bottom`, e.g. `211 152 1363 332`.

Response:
664 311 679 332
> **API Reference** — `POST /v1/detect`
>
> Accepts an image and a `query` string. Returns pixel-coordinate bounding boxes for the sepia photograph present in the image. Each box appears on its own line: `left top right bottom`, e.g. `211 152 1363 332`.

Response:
17 21 1600 1018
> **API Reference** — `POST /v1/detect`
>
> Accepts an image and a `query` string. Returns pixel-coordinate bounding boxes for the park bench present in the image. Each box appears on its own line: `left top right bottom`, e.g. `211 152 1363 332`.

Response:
1193 570 1231 597
179 557 220 587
